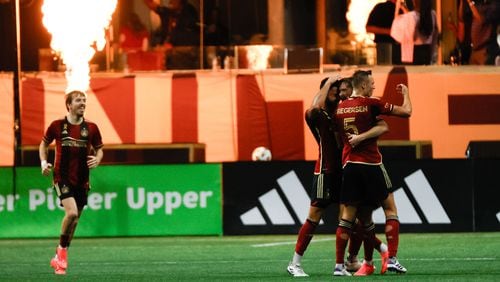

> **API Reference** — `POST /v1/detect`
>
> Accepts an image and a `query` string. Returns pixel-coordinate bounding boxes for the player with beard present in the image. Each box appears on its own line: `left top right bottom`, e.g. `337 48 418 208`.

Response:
40 90 103 275
287 76 389 277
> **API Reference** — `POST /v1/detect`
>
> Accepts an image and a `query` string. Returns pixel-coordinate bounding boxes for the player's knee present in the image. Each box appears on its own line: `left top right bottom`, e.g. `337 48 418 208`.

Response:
66 211 79 221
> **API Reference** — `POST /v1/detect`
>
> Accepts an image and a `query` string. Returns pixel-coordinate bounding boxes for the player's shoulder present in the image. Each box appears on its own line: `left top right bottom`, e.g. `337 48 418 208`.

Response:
83 119 101 130
346 96 380 102
49 117 65 126
363 96 385 105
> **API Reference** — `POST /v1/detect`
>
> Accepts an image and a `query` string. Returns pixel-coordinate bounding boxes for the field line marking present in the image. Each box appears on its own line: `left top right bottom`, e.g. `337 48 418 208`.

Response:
3 257 497 267
251 238 333 247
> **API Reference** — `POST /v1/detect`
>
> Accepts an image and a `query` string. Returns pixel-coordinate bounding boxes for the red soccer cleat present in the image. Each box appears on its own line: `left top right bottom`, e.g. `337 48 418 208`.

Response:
354 261 375 276
50 256 66 275
380 250 389 274
56 246 68 269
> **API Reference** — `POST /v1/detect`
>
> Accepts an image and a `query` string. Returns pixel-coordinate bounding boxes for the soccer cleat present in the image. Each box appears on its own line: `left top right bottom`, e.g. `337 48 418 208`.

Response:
345 258 362 272
50 256 66 275
387 257 407 274
333 265 352 276
380 250 389 274
354 261 375 276
56 246 68 269
287 262 309 277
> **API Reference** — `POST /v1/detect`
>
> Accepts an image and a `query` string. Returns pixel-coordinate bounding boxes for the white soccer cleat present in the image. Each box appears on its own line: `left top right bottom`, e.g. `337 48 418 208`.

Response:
387 257 407 274
287 262 309 277
345 258 362 272
333 264 352 276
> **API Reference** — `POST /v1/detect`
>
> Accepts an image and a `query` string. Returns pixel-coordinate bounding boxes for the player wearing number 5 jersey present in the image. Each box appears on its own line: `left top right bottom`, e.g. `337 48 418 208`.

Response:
333 70 411 276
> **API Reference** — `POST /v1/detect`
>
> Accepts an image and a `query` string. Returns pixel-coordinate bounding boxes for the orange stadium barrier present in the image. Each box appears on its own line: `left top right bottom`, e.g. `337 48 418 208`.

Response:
0 66 499 166
0 73 14 166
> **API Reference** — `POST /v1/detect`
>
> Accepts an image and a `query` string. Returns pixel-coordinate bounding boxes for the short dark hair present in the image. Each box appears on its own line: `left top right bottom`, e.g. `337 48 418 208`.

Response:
319 77 328 89
319 77 341 91
351 70 371 89
340 77 353 88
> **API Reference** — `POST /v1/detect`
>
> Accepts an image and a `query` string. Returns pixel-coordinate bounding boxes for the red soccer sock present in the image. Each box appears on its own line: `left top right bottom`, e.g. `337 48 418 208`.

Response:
386 217 400 257
336 219 354 264
348 220 363 258
295 219 318 256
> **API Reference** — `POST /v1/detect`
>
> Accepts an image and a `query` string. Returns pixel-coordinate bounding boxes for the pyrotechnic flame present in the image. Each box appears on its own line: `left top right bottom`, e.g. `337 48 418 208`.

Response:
246 45 273 71
346 0 384 44
42 0 117 93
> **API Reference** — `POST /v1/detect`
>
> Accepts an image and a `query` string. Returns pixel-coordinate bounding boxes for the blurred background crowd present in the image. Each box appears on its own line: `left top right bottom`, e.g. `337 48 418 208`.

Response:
0 0 498 72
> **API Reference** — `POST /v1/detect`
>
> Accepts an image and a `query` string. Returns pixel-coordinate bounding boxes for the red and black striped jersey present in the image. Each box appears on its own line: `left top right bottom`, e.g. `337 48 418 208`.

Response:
305 108 342 174
334 96 393 166
42 117 103 189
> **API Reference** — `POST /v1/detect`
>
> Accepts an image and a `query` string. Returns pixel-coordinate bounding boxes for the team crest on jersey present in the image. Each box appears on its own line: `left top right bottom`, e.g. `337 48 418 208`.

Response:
81 127 88 137
61 185 70 194
62 124 68 135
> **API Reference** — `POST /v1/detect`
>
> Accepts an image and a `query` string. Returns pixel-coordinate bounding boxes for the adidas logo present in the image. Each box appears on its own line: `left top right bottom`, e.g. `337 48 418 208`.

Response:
373 169 451 224
240 169 451 226
240 171 319 225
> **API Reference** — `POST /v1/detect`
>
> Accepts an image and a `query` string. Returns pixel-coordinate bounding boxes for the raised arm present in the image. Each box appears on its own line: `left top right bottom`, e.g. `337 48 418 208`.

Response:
391 83 412 117
309 76 340 111
394 0 409 18
457 0 466 42
466 0 483 21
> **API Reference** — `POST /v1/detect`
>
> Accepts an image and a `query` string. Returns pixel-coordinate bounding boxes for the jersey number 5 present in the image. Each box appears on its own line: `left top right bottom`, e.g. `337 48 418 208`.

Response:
343 117 359 135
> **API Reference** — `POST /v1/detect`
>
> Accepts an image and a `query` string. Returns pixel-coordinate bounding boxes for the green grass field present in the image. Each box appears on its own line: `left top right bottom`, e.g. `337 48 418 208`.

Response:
1 233 499 281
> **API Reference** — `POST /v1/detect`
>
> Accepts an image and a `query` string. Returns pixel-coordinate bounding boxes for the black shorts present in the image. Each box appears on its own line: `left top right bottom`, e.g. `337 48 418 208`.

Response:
54 182 88 208
340 163 391 208
310 170 342 208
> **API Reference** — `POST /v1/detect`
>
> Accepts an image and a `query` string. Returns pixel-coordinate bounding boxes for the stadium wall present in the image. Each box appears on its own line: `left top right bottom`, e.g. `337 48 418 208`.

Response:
223 159 500 234
0 159 499 238
0 66 499 166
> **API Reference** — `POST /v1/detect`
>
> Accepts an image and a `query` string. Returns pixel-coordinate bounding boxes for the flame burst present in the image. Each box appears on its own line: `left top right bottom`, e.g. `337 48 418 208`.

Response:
42 0 117 93
246 45 273 71
346 0 384 44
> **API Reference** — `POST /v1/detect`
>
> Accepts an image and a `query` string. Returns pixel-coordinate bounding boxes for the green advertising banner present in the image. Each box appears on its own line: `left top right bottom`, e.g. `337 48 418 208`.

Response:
0 164 222 238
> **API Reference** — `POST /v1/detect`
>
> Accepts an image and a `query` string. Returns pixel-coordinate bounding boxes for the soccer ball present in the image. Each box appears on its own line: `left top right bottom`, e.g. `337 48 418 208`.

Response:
251 146 272 161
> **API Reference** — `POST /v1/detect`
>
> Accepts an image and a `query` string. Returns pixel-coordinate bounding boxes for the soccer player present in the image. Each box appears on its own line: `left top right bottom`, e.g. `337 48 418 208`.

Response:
286 76 388 277
39 90 103 275
333 70 411 276
339 75 407 274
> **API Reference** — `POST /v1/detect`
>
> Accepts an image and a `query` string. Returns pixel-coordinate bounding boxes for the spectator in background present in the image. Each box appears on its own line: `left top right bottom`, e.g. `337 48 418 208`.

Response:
496 25 500 65
391 0 438 65
119 12 149 53
204 7 228 46
204 7 229 68
446 0 472 64
465 0 499 65
118 12 150 70
143 0 200 69
366 0 402 65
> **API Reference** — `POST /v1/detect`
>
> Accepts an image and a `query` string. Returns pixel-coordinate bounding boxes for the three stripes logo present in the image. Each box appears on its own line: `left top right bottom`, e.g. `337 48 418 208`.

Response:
373 169 451 224
240 169 451 225
240 171 315 225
